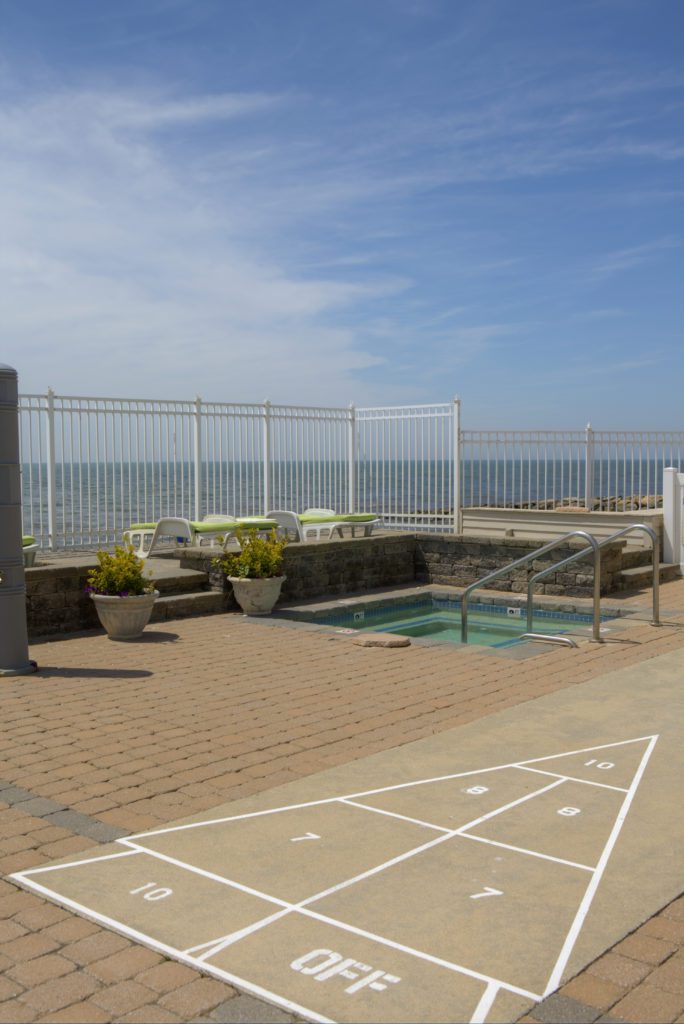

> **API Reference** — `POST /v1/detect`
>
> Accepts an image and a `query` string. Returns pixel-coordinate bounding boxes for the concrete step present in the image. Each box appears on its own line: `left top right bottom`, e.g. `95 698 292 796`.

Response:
151 591 227 622
619 548 654 570
143 557 211 595
151 569 210 596
615 563 681 591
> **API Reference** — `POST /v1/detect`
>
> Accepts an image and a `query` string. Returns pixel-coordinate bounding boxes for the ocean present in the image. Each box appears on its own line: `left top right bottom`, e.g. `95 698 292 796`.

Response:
21 459 673 548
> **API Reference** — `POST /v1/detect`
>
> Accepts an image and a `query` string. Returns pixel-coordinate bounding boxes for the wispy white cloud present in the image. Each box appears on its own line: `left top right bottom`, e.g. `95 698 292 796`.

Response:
0 83 410 404
414 306 469 328
102 92 288 130
592 237 681 276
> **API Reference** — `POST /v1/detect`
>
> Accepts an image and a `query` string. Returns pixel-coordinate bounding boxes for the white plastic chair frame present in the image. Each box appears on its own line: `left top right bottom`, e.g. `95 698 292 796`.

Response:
301 508 380 539
123 516 240 559
265 509 375 542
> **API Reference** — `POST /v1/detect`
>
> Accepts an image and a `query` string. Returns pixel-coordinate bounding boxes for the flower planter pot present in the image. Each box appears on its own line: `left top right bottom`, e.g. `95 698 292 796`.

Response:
90 591 159 640
228 576 285 616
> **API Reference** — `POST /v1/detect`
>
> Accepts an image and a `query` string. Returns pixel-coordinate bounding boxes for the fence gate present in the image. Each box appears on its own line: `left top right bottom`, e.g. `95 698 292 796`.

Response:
354 401 460 533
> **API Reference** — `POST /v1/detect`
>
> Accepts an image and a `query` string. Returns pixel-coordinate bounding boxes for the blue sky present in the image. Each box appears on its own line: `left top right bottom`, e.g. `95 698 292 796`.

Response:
2 0 682 426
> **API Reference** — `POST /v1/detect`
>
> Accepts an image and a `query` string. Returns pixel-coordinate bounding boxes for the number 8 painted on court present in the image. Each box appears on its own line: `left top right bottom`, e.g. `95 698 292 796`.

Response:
558 807 581 816
129 882 173 901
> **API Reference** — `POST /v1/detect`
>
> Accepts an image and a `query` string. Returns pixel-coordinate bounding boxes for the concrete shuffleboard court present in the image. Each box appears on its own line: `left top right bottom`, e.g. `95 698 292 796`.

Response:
10 649 684 1023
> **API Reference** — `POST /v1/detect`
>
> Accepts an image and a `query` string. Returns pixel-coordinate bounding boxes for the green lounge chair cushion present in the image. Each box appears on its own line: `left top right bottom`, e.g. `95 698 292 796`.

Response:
299 513 377 524
236 517 279 530
127 518 279 534
22 535 36 546
192 518 278 533
191 520 238 534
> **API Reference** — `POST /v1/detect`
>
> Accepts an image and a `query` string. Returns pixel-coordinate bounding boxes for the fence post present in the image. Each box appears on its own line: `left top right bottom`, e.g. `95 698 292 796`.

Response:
193 396 202 521
453 397 462 534
662 467 682 565
585 422 594 510
262 401 271 515
46 387 57 550
347 404 356 513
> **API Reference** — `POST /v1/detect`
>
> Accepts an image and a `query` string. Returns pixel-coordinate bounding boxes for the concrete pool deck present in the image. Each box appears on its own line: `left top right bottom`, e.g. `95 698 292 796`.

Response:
1 577 683 1022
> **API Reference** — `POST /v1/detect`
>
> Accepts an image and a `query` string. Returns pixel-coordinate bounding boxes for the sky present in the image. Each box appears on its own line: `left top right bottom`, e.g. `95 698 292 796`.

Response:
1 0 683 427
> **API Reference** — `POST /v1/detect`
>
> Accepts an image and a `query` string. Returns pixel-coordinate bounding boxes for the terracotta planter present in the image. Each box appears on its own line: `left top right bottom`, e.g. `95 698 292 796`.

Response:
228 576 285 616
90 591 159 640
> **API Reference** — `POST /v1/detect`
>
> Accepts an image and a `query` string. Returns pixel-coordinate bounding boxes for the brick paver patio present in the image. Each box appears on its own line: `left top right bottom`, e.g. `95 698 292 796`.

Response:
1 578 683 1023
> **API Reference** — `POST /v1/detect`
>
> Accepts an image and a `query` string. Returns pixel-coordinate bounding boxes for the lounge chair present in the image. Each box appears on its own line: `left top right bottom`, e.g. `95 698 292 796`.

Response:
304 508 381 538
266 508 380 543
23 536 38 567
123 516 279 559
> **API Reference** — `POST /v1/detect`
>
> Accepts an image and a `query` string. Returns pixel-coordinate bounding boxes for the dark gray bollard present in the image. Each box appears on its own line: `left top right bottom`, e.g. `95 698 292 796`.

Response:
0 365 37 676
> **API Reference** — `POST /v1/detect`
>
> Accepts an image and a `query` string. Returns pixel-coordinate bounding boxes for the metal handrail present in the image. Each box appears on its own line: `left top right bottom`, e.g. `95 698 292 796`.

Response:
520 633 579 648
527 522 660 632
460 530 600 643
606 523 659 624
461 522 662 647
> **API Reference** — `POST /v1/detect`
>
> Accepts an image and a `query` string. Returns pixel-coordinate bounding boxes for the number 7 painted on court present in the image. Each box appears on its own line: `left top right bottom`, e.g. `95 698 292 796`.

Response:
470 886 503 900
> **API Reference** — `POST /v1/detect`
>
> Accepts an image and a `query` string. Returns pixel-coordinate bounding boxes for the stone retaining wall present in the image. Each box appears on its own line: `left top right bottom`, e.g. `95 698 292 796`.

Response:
181 533 417 604
414 535 623 596
25 532 634 639
25 560 100 638
184 532 623 603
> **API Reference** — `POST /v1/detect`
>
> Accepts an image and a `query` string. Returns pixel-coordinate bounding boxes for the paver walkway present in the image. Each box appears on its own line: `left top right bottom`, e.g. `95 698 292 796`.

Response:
1 578 683 1022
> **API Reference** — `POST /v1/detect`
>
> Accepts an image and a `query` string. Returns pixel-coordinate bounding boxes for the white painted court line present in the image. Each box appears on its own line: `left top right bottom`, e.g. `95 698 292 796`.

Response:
120 840 294 911
11 848 139 878
285 780 567 912
517 735 657 767
449 778 565 835
470 981 500 1024
8 875 333 1023
339 798 452 833
298 905 542 1003
179 831 456 966
119 736 653 845
541 734 659 996
188 907 294 961
135 780 564 997
514 766 629 792
10 734 658 1024
232 780 568 981
119 780 564 923
184 754 649 1008
118 823 542 1003
15 778 569 996
459 832 595 872
8 875 191 957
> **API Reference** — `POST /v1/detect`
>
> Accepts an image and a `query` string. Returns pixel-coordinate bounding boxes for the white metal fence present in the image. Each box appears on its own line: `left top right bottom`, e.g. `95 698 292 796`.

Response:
460 427 684 511
18 390 684 549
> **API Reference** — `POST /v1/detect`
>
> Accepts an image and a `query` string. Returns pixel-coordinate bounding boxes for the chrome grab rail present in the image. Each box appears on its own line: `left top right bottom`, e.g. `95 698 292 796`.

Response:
461 522 662 647
460 530 599 644
606 523 659 625
601 523 660 623
520 633 578 648
527 523 660 633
